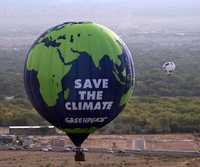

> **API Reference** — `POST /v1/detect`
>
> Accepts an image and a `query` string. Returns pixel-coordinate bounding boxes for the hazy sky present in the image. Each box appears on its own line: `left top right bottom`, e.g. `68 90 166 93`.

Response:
1 0 200 14
1 0 200 30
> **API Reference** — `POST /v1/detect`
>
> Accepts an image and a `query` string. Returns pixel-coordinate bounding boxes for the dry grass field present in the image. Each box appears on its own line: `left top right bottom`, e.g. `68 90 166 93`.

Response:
0 151 199 167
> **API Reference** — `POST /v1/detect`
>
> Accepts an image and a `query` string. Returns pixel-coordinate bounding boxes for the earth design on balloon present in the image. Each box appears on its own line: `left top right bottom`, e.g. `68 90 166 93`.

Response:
24 22 135 137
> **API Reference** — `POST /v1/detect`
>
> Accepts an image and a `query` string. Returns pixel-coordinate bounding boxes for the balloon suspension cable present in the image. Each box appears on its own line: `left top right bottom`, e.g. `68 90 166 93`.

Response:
74 146 85 161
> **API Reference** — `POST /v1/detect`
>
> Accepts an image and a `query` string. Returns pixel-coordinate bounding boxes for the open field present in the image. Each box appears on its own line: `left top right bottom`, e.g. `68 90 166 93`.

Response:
0 151 199 167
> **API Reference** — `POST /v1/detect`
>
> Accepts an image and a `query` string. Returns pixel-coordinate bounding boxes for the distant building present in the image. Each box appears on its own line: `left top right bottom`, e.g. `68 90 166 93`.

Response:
9 126 56 135
133 138 146 150
4 96 15 101
0 135 15 144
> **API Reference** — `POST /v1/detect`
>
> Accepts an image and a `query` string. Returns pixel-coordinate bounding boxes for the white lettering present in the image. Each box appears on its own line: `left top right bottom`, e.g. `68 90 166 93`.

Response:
74 79 82 89
65 101 113 111
65 117 108 124
72 102 78 110
103 79 109 88
94 102 101 110
92 79 101 88
78 91 87 100
78 102 82 109
106 101 113 110
87 91 96 100
82 102 93 110
96 91 103 100
102 101 113 110
83 79 92 89
74 79 109 89
65 102 71 110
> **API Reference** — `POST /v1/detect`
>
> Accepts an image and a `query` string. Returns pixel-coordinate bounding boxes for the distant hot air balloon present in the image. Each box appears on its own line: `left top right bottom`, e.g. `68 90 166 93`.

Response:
162 61 176 75
24 22 135 161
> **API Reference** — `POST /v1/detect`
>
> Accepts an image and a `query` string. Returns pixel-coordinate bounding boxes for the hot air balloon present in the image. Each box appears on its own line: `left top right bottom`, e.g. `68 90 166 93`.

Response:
24 22 135 161
162 61 176 75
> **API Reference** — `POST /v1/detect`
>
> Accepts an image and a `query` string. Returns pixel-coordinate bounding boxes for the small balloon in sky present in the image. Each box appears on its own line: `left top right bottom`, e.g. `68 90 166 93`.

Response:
162 61 176 75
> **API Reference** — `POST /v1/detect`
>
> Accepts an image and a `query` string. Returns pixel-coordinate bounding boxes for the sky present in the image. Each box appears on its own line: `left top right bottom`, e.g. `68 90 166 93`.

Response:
0 0 200 30
1 0 200 15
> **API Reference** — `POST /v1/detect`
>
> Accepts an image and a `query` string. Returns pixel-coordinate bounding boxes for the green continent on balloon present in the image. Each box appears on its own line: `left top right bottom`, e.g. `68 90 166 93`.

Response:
27 44 72 106
64 89 70 100
26 22 125 107
120 87 133 106
39 23 123 68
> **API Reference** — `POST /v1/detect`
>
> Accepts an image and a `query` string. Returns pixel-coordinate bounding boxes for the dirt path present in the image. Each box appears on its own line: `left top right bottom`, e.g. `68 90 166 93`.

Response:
0 151 199 167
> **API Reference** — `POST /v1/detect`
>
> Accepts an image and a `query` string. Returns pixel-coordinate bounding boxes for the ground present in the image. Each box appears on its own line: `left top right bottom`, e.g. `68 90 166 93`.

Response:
0 151 199 167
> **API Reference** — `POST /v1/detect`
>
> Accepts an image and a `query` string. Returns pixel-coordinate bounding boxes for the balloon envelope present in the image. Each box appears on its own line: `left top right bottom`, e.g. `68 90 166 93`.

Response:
162 61 176 75
24 22 135 146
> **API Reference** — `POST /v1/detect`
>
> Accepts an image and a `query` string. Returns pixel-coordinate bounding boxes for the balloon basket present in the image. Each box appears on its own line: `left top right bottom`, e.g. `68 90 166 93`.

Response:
74 147 85 161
